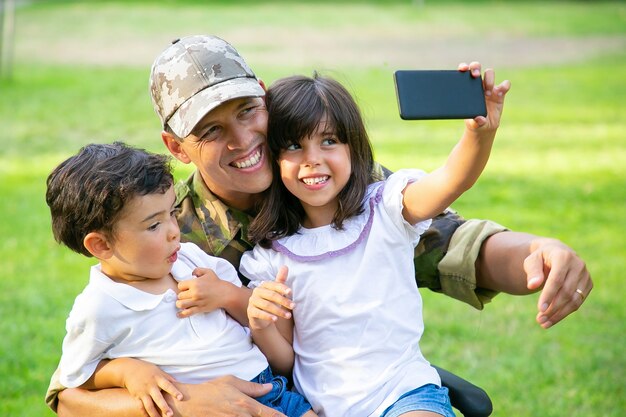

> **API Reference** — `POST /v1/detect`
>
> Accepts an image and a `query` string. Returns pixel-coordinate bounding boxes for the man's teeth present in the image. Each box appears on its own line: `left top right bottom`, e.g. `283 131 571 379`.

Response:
302 176 329 185
233 150 261 168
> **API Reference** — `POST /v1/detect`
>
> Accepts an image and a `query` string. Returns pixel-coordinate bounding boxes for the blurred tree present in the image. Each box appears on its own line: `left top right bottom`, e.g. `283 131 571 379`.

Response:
1 0 16 79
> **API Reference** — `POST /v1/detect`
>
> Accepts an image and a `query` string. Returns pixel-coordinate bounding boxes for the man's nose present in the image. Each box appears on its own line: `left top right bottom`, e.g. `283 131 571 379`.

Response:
227 124 253 150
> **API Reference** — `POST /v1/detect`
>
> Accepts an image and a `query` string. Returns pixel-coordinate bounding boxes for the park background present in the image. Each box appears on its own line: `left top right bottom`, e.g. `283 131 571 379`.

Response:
1 0 624 415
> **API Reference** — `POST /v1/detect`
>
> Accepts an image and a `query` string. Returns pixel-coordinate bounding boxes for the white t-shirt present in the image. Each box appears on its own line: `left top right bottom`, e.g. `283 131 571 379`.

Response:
59 242 267 388
240 170 440 417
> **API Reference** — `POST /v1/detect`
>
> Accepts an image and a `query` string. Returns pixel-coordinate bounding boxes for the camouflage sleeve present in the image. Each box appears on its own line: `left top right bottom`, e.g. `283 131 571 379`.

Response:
421 216 507 309
44 367 63 412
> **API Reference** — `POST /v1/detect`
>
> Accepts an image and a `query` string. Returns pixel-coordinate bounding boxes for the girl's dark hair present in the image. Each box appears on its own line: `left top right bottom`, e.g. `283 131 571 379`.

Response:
46 141 173 257
250 73 375 247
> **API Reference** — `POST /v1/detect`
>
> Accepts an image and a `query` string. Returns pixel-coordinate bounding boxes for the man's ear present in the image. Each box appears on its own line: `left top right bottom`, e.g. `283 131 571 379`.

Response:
162 131 192 164
258 79 267 92
83 232 113 260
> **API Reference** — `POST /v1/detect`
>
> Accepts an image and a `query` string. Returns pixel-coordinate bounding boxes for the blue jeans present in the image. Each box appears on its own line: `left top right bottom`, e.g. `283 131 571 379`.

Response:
252 367 312 417
381 384 455 417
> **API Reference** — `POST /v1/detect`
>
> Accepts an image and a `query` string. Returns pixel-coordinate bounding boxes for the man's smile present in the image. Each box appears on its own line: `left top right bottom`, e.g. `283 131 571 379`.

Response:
231 146 263 169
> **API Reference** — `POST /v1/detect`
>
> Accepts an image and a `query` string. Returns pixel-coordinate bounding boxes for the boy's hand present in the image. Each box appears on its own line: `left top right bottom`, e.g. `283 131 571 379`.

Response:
247 266 295 331
177 267 229 317
121 359 183 417
458 61 511 131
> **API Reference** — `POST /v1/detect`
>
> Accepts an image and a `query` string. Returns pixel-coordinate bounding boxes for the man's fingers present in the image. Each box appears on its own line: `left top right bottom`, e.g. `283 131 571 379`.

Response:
541 269 592 329
255 404 288 417
223 376 273 398
533 247 592 328
523 250 546 291
209 376 287 417
537 288 582 329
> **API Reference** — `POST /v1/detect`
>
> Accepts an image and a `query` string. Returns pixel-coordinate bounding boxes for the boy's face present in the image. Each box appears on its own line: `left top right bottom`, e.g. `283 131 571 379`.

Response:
100 185 180 284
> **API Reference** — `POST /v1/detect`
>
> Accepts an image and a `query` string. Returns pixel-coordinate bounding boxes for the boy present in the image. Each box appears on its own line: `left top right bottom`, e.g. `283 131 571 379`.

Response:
46 142 315 417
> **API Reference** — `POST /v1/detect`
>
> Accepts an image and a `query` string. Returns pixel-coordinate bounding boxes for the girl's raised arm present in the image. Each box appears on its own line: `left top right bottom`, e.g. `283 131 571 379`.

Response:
402 65 510 225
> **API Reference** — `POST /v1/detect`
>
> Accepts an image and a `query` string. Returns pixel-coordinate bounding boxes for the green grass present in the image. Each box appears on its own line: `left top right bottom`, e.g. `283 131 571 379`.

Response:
1 1 625 416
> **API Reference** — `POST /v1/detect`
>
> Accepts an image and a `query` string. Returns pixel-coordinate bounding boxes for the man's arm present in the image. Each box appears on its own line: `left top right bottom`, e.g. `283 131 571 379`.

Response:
57 388 144 417
476 231 592 328
56 377 285 417
415 211 592 328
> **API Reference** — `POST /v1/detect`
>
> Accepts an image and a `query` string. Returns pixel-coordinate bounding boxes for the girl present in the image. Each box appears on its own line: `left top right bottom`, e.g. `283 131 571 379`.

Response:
241 70 510 417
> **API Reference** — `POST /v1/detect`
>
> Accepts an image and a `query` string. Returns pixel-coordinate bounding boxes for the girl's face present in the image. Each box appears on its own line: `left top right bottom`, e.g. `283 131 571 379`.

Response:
100 185 181 286
278 119 351 228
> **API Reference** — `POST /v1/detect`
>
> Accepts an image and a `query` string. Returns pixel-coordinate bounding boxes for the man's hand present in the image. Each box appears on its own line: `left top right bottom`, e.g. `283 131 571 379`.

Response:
166 375 286 417
524 238 593 328
477 231 592 329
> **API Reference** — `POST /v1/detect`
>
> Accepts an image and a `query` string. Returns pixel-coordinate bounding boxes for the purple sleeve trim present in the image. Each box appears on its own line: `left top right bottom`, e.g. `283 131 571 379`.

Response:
271 183 384 262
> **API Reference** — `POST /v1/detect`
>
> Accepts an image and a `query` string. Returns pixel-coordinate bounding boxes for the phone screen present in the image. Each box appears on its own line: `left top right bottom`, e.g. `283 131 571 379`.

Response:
394 70 486 120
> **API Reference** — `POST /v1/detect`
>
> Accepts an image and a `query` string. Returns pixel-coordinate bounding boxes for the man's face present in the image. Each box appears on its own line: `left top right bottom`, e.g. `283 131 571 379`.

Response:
170 97 272 210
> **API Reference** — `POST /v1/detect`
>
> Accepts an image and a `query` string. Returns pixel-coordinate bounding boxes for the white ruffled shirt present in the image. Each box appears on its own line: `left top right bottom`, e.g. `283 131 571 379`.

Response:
59 242 267 388
240 170 440 417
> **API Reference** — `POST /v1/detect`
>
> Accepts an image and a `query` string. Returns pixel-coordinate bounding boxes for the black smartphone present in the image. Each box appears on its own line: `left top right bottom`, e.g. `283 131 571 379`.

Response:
394 70 487 120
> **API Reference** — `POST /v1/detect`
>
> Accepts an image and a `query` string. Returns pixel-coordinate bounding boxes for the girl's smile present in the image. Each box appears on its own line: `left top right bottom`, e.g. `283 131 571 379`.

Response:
300 175 330 187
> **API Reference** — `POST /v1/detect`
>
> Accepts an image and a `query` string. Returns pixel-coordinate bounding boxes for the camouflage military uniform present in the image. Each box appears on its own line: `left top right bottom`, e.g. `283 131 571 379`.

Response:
175 166 503 308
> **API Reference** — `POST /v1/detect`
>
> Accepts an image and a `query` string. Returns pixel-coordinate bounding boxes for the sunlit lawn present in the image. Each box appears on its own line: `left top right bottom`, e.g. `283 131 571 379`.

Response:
1 1 624 416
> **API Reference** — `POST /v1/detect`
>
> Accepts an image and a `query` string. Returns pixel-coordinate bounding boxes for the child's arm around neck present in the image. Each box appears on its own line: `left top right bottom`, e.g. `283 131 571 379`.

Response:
402 69 511 225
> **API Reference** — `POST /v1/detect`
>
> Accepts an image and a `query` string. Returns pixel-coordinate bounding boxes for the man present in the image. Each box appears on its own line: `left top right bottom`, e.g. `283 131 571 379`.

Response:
49 35 592 417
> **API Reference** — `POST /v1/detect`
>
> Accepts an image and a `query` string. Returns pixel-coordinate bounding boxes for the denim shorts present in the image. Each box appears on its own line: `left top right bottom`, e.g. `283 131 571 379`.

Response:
380 384 455 417
252 367 312 417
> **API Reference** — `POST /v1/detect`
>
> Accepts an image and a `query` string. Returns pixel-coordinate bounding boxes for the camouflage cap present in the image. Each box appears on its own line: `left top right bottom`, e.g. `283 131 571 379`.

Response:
149 35 265 138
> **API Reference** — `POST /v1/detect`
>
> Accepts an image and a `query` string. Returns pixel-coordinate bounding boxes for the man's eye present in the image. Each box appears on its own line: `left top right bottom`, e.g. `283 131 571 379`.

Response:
148 222 160 231
322 137 337 145
240 104 261 118
195 125 220 141
286 142 301 151
204 126 220 137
